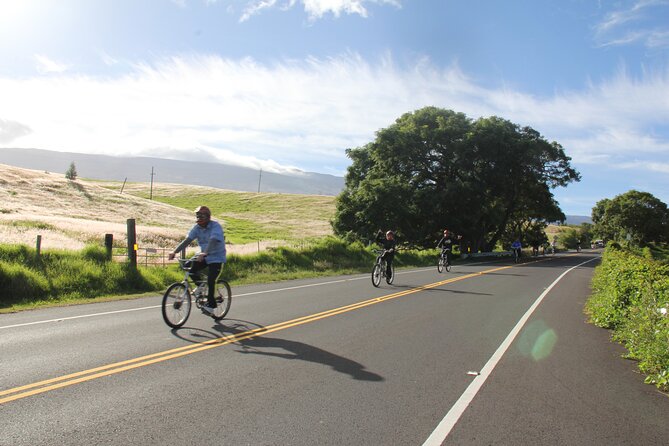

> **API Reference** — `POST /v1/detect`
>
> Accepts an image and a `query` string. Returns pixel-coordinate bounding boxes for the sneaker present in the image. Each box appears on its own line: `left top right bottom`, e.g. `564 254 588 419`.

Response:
201 305 217 315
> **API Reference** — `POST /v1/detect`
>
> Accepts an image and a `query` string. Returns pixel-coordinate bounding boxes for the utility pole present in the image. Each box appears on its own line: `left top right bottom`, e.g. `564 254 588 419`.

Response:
257 168 262 193
150 166 155 200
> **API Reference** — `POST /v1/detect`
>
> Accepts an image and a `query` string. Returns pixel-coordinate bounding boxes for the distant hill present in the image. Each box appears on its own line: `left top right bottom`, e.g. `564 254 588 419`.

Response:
0 148 345 196
564 215 592 225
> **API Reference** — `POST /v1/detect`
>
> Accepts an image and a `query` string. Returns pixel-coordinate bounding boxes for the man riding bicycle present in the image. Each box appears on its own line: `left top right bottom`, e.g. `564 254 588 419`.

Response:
436 229 461 266
375 229 397 280
168 206 226 315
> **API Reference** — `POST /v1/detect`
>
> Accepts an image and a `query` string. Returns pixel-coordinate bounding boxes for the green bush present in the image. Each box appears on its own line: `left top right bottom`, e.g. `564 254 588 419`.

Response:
0 243 182 308
586 244 669 391
0 260 51 305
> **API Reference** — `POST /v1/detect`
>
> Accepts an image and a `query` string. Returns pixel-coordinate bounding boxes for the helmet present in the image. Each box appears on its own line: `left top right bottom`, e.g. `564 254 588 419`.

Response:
194 205 211 217
386 230 394 236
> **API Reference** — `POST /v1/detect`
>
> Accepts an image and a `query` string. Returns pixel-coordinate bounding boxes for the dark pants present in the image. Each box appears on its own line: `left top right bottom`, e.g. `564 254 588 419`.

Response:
189 261 222 307
441 248 451 264
381 251 394 277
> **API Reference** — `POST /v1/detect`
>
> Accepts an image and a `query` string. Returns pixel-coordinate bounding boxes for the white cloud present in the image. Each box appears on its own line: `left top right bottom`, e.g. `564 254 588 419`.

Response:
240 0 278 22
593 0 669 48
0 52 667 179
239 0 400 22
99 50 119 66
34 54 70 74
0 118 32 144
616 160 669 173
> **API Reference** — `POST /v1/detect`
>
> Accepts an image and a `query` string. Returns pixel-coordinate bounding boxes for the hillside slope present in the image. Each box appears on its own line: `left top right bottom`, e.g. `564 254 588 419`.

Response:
0 164 334 254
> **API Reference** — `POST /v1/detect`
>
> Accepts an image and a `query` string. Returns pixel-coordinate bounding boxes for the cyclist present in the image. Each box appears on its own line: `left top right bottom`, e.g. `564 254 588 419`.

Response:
511 238 522 261
375 229 397 281
168 206 226 315
436 229 461 266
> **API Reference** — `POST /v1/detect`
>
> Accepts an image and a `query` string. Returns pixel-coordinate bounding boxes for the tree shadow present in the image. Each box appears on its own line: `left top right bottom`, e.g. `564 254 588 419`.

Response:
67 181 93 200
170 319 385 382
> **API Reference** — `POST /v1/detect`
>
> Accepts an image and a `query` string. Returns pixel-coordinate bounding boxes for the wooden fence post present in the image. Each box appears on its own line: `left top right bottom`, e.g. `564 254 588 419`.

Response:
36 235 42 257
105 234 113 260
127 219 137 268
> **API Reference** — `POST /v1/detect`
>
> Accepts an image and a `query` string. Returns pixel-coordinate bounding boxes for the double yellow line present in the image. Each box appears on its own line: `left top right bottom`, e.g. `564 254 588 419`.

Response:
1 264 514 405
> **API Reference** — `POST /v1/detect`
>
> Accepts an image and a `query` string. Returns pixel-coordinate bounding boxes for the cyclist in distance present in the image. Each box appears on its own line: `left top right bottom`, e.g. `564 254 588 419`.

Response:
511 238 522 261
436 228 462 266
375 229 397 280
168 206 226 315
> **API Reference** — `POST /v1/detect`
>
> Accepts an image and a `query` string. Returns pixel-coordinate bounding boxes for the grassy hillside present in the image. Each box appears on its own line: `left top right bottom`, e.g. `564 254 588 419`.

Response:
95 181 335 244
0 164 335 255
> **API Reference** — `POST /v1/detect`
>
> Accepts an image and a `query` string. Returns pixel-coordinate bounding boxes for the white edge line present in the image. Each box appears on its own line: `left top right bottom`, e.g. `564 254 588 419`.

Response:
422 257 598 446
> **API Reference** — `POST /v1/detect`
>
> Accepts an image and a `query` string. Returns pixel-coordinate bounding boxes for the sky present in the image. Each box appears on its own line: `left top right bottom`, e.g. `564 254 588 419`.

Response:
0 0 668 216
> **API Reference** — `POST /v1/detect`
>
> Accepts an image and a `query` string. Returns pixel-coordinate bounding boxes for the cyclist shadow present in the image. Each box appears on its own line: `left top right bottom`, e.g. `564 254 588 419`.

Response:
169 320 384 382
219 319 385 382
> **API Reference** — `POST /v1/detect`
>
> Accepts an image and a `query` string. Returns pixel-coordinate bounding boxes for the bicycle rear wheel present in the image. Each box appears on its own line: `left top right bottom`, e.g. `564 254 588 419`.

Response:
445 260 451 272
210 279 232 320
162 283 191 328
371 263 382 287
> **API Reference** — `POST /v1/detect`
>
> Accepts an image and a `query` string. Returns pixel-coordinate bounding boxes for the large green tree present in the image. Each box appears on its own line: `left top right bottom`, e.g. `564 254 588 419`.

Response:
592 190 669 245
332 107 580 250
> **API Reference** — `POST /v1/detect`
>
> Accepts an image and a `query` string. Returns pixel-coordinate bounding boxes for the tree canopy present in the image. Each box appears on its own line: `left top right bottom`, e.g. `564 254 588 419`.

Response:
332 107 580 251
592 190 669 246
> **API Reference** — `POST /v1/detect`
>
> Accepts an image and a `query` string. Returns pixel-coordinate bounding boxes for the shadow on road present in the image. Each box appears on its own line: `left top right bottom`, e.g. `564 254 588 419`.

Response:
170 319 385 382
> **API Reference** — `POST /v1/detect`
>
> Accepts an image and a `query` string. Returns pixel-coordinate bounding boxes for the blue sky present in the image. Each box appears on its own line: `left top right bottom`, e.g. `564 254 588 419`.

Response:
0 0 668 216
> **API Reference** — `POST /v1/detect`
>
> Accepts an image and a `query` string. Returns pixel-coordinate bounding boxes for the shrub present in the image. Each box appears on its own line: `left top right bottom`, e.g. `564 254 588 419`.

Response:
0 260 51 305
586 244 669 391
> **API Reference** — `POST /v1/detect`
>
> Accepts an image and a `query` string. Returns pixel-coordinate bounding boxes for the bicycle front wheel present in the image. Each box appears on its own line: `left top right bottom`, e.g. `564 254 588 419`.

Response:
211 279 232 320
162 283 191 328
371 263 382 287
437 257 444 273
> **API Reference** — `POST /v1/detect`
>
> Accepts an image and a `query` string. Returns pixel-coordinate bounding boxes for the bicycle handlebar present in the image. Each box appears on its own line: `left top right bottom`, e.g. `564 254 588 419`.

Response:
177 255 201 271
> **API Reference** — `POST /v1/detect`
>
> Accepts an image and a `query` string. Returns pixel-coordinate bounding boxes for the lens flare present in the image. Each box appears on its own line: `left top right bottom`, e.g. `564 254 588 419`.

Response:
517 320 558 361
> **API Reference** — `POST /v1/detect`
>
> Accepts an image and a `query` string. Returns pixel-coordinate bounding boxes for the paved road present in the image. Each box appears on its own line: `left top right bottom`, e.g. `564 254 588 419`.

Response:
1 252 668 445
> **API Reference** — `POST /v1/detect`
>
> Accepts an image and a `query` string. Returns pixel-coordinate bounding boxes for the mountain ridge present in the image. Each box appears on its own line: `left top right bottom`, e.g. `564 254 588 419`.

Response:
0 147 344 196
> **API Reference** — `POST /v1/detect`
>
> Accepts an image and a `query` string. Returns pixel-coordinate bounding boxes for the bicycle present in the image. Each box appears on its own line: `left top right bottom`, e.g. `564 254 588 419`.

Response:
162 256 232 328
437 249 451 273
371 249 394 287
512 247 521 263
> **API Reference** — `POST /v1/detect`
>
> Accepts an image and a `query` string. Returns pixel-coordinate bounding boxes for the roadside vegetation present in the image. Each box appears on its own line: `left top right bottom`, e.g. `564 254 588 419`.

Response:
586 190 669 392
586 244 669 392
0 238 438 313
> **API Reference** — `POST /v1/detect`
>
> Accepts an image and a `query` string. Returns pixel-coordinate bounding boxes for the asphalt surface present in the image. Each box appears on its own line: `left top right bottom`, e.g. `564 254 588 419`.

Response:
1 251 668 445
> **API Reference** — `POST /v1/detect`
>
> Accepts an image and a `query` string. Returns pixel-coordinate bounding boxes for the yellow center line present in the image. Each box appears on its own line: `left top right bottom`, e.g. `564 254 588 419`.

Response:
1 262 520 405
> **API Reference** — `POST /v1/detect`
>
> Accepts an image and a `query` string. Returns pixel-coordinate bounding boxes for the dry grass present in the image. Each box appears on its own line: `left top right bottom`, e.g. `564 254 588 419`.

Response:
0 164 335 255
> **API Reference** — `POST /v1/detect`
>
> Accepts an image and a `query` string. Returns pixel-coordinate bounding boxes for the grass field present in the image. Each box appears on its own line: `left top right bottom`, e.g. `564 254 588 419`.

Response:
0 163 335 255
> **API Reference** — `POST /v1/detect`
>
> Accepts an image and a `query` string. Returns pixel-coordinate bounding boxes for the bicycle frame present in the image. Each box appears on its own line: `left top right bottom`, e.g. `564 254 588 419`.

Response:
177 258 208 305
371 249 393 286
